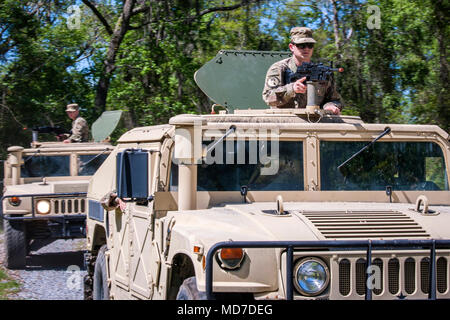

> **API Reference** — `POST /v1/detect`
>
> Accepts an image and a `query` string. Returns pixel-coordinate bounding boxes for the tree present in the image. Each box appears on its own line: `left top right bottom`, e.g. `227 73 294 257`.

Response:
83 0 265 116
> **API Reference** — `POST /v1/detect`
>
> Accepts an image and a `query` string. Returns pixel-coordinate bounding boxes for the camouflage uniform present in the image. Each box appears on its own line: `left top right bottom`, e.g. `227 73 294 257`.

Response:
262 57 342 109
69 116 89 142
66 103 89 142
262 26 342 110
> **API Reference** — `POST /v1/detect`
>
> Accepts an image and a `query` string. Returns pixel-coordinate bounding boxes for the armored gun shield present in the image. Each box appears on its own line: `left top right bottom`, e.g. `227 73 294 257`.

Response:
194 50 291 111
91 110 123 142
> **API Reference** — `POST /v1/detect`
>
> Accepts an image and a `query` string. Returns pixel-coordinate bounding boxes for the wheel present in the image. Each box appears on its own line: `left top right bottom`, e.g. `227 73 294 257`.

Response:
3 219 27 269
83 274 93 300
93 245 110 300
176 276 207 300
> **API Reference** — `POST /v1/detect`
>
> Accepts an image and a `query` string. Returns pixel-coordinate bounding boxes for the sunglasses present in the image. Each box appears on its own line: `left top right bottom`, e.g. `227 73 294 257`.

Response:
294 43 314 49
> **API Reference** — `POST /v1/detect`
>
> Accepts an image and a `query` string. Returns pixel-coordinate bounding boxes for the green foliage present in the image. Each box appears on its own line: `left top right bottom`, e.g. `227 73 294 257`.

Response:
0 0 448 155
0 1 99 155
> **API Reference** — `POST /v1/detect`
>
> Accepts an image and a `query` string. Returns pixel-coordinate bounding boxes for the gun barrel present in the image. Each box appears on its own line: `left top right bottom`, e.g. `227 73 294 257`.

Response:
31 126 69 135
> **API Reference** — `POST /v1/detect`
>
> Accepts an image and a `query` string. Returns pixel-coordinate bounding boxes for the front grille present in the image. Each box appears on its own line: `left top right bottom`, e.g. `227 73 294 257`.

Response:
339 259 351 296
355 259 367 295
372 259 383 295
437 257 448 293
53 198 86 214
404 258 416 294
421 258 430 294
36 198 86 215
301 210 430 239
388 258 400 294
337 255 450 298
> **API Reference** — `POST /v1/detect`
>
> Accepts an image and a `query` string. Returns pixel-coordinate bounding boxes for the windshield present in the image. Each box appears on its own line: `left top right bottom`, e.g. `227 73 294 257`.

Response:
78 154 109 176
21 155 70 177
170 141 304 191
320 141 448 191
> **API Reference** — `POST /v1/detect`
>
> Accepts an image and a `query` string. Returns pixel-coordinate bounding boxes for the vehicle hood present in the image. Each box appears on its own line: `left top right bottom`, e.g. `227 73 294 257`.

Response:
3 180 89 196
168 201 450 248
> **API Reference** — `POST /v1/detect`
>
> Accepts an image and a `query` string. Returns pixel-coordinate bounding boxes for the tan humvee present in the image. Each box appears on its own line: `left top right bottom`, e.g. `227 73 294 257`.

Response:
84 51 450 300
1 111 121 269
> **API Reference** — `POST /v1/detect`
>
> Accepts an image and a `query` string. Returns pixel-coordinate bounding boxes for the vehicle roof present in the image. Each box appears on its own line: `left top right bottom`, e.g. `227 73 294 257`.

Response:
21 141 113 153
117 111 449 143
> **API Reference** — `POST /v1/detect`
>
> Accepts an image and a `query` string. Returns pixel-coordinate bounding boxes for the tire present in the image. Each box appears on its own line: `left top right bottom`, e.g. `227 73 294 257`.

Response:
3 219 27 269
83 274 93 300
93 245 110 300
176 276 207 300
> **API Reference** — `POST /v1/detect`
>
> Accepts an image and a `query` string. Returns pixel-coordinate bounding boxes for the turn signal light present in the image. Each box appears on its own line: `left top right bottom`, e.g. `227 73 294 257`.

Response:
217 248 245 270
220 248 243 260
8 196 21 206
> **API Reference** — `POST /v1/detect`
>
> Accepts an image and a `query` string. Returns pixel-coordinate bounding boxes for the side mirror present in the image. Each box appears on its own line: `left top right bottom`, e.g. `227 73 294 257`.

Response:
116 149 148 201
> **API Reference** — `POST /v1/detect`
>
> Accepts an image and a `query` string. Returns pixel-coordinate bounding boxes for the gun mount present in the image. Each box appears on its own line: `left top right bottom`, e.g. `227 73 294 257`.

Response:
31 126 70 142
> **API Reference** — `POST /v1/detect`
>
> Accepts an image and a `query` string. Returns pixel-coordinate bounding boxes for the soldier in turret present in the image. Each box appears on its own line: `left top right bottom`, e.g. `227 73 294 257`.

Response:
63 103 89 143
262 27 342 114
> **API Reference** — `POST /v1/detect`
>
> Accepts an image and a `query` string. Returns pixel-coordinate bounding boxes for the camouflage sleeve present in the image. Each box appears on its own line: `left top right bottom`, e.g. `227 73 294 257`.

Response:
323 75 343 111
69 117 88 142
262 63 296 108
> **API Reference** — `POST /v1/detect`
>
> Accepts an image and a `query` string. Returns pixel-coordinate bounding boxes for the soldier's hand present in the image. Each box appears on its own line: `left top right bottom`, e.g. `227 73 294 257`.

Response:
63 139 71 143
323 103 341 115
293 77 307 94
117 198 127 212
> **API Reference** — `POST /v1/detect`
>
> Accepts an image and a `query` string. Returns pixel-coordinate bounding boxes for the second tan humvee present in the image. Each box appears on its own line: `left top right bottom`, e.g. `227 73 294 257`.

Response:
1 111 121 269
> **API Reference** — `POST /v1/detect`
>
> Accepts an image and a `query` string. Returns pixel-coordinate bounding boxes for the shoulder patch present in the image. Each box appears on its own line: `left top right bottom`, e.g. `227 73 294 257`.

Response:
267 76 280 88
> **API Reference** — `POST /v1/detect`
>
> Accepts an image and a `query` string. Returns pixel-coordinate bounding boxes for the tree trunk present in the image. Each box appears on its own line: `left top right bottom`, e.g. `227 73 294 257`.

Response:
93 0 137 115
331 0 341 53
432 0 449 131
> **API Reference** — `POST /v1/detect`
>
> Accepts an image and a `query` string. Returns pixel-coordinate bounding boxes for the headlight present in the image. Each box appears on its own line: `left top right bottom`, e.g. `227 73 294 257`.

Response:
294 257 330 296
36 200 51 215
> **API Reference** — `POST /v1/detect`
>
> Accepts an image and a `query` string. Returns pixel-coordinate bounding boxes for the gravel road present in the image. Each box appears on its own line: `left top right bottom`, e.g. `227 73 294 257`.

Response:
0 225 87 300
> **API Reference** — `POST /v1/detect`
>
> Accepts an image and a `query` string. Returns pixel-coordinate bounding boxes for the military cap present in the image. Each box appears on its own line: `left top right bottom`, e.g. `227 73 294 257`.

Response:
66 103 79 112
290 27 316 44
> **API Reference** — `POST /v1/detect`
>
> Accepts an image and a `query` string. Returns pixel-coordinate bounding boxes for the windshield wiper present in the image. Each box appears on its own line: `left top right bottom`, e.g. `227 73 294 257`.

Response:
205 125 236 155
24 150 40 163
79 148 110 172
337 127 391 170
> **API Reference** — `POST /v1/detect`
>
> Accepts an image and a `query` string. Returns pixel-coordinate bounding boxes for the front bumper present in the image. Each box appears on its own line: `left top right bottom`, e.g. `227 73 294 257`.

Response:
1 192 87 220
205 239 450 300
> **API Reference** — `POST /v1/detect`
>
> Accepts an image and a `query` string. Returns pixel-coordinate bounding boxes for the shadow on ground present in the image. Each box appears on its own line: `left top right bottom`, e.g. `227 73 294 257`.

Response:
23 239 86 271
25 251 86 271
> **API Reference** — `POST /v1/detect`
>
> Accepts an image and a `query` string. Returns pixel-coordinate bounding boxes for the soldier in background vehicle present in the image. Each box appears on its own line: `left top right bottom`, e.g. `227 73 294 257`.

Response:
63 103 89 143
262 27 342 114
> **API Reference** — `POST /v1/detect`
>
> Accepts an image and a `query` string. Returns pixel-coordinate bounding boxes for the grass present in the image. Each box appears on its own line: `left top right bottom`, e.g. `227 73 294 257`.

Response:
0 267 21 300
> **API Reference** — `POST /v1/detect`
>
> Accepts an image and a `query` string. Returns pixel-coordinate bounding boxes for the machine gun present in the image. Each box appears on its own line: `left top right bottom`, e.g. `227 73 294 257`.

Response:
284 62 344 84
285 62 344 115
31 126 70 142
